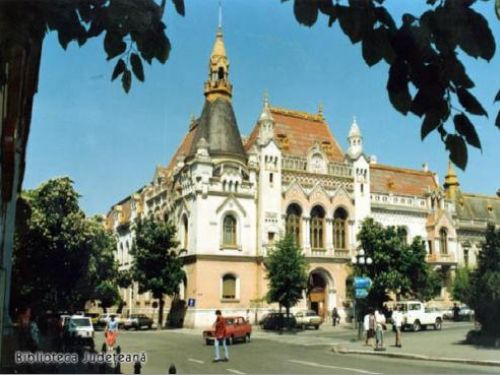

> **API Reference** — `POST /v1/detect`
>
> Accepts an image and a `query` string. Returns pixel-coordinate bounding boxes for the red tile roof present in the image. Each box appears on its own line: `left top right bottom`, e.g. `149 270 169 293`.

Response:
370 164 438 197
166 123 198 172
245 107 344 162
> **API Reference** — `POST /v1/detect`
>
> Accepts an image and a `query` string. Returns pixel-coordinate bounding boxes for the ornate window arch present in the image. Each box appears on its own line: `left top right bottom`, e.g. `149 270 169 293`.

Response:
333 207 348 250
286 204 302 245
223 214 237 247
440 227 448 255
310 205 325 249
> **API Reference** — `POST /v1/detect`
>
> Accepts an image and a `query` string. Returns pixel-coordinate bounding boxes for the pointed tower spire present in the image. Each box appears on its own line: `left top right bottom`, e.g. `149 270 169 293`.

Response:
259 89 274 143
204 4 232 101
444 160 460 200
347 116 363 159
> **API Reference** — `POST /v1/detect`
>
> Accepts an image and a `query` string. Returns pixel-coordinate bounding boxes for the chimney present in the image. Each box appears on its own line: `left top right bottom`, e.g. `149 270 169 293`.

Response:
422 162 429 172
497 189 500 198
370 155 377 164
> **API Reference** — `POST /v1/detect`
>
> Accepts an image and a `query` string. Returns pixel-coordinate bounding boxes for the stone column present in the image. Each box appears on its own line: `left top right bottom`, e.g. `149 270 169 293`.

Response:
326 218 334 253
303 216 311 254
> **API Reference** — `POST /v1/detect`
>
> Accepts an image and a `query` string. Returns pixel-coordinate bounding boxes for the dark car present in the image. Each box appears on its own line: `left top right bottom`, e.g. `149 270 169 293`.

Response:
260 313 297 331
123 314 154 330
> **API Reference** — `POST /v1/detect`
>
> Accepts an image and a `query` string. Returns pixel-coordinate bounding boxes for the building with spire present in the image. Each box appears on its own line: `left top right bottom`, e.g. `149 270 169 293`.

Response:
106 21 500 327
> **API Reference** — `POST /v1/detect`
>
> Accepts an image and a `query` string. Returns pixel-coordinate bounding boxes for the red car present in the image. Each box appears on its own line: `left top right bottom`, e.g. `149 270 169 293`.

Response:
203 316 252 345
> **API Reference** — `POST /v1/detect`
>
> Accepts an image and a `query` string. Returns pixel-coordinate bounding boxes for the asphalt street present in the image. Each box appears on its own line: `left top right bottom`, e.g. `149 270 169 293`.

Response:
104 324 500 374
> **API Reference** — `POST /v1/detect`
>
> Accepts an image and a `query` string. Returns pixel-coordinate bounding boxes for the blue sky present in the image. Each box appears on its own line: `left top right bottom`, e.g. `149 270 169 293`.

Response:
25 0 500 215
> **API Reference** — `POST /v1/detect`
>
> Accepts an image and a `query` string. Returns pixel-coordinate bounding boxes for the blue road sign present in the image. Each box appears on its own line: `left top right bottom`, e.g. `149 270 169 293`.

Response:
353 276 372 289
355 289 369 298
187 298 196 307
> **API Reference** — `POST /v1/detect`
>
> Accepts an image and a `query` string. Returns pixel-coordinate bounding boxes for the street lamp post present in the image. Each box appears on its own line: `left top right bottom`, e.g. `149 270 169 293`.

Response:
351 249 373 340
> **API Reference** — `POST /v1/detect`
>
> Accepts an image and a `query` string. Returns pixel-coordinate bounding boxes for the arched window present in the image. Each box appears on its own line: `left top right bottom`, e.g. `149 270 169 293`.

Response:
223 215 237 246
310 205 325 249
440 228 448 254
182 215 188 249
218 67 225 80
286 204 302 245
333 208 348 250
222 274 236 299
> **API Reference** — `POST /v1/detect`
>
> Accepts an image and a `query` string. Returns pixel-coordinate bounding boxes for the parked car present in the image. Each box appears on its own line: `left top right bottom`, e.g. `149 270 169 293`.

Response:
95 313 123 330
443 304 474 321
260 312 297 331
203 316 252 345
84 312 100 326
294 310 323 330
394 301 443 331
124 314 154 330
62 315 95 349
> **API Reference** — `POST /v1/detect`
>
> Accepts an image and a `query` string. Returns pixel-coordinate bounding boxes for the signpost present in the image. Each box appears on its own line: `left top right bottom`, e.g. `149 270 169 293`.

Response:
187 298 196 308
353 276 372 340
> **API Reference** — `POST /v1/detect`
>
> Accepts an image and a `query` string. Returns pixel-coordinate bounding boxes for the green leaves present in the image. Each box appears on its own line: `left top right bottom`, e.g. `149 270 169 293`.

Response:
122 69 132 93
446 134 468 170
131 53 144 82
112 58 126 81
294 0 319 27
387 59 411 115
453 114 481 149
421 113 441 140
104 31 127 60
456 9 495 61
457 88 488 117
172 0 185 16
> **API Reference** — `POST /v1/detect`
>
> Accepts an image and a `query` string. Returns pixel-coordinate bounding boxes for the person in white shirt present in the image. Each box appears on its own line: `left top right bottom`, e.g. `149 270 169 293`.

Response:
391 306 403 348
374 309 386 350
363 308 375 347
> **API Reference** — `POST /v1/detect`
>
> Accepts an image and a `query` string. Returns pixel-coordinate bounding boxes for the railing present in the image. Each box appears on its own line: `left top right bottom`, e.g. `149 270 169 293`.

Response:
426 253 457 263
333 249 350 258
281 156 353 178
311 248 329 257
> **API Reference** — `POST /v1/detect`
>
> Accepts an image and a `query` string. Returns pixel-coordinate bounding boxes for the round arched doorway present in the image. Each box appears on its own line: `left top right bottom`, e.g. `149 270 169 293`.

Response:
307 269 335 321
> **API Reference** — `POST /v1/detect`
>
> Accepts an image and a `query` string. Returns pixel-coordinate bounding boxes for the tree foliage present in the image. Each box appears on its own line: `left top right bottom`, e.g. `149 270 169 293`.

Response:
466 224 500 335
355 218 442 307
452 266 472 303
129 217 184 327
265 234 308 317
284 0 499 170
0 0 185 93
11 177 120 314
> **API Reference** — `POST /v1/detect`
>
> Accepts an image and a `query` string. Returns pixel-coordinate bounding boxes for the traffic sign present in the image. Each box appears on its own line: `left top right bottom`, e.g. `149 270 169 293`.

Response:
187 298 196 307
353 276 372 289
355 289 369 298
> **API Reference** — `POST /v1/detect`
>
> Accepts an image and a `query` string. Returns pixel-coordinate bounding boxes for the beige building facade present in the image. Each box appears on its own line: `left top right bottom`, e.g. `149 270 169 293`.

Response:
105 25 500 328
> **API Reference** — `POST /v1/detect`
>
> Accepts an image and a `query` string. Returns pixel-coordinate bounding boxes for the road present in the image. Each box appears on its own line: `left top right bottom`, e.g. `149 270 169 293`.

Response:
104 324 500 374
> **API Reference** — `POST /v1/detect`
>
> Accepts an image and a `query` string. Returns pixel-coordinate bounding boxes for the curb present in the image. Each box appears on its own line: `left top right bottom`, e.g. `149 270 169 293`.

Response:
331 346 500 367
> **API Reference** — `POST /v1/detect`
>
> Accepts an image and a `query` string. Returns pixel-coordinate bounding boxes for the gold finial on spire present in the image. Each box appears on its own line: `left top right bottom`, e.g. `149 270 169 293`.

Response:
264 89 269 107
353 115 357 124
204 4 232 101
318 102 324 118
444 160 460 200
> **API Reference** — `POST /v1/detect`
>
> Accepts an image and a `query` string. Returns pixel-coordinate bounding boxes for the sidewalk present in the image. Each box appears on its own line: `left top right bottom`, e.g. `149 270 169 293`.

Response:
328 321 500 367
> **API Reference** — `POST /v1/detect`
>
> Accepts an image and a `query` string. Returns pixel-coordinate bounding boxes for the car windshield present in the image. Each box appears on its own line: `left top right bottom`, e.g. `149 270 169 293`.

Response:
305 311 317 316
225 318 234 325
71 318 91 327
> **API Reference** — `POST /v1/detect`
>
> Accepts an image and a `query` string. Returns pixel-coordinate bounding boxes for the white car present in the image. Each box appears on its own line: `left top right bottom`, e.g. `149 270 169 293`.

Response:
63 315 95 349
395 301 443 331
294 310 323 330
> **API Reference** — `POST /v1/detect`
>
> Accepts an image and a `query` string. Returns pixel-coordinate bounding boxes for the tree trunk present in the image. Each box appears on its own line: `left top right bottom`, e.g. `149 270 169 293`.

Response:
158 298 164 329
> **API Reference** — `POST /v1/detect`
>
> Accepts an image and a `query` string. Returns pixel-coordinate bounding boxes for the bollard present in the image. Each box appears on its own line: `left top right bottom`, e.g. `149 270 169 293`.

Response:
134 361 142 374
168 364 177 374
115 345 121 374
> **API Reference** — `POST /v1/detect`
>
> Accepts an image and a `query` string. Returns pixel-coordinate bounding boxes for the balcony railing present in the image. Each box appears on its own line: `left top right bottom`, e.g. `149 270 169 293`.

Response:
333 249 350 258
281 156 353 178
426 253 457 264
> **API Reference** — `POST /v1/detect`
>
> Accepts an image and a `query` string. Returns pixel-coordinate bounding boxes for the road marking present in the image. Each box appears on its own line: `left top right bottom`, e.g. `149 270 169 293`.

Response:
226 369 246 374
289 359 381 374
188 358 205 364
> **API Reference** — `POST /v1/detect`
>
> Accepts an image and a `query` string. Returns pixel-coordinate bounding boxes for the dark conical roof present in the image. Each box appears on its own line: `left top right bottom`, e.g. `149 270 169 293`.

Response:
188 98 246 162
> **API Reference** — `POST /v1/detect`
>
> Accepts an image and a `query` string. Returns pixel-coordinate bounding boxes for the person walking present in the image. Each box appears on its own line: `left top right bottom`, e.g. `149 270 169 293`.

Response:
212 310 229 363
391 306 403 348
331 307 340 327
374 309 386 351
105 315 119 351
363 308 375 347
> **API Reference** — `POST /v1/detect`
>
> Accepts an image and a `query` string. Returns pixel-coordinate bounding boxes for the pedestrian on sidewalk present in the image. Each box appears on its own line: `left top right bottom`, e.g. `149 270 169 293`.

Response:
363 308 375 347
391 306 403 348
212 310 229 363
374 309 386 351
331 307 340 327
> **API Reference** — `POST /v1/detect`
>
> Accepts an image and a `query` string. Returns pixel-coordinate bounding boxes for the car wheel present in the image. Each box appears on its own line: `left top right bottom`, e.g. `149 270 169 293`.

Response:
314 325 319 330
301 324 306 330
206 339 211 346
245 334 251 343
148 324 152 330
434 318 442 330
413 320 421 332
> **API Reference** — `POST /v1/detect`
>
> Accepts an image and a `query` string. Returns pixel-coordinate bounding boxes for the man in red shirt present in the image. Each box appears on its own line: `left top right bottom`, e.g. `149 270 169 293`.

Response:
213 310 229 362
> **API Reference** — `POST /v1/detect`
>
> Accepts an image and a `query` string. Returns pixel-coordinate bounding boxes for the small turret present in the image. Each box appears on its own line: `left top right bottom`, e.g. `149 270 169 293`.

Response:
444 161 460 200
258 90 274 144
347 116 363 159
